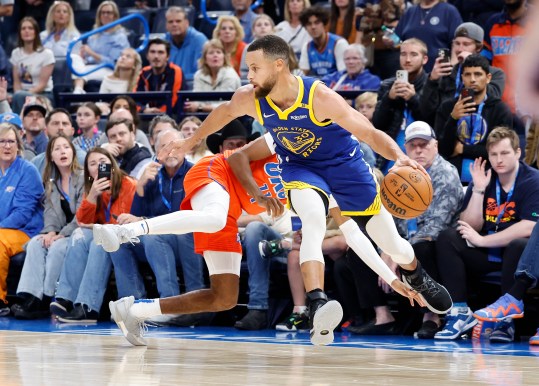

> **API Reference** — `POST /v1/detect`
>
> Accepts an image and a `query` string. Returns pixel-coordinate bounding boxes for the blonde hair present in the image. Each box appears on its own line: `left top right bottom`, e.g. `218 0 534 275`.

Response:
0 123 24 157
213 16 245 48
486 126 520 152
198 39 232 76
401 38 429 57
113 48 142 91
284 0 311 22
252 14 275 37
45 1 79 35
355 91 378 106
94 1 122 32
179 116 209 159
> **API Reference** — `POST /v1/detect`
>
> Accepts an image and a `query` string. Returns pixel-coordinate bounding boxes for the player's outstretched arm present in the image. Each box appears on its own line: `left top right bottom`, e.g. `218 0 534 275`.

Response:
158 86 258 161
228 136 284 217
312 84 425 173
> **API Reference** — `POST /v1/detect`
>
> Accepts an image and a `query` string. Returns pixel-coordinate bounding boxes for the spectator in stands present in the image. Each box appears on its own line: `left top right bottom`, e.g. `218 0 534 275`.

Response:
328 0 358 44
31 107 87 173
372 38 429 172
232 0 258 43
474 220 539 345
420 22 506 126
299 6 348 77
183 39 241 114
148 114 178 152
393 0 462 72
165 6 208 84
240 14 276 79
21 100 49 158
72 1 130 93
353 91 378 167
50 147 137 322
135 38 183 114
234 209 293 331
484 0 527 114
434 127 539 341
0 122 44 316
99 48 142 94
356 0 402 79
321 44 381 91
212 15 247 76
39 1 80 57
108 95 152 151
0 77 8 113
341 121 463 338
111 129 208 327
11 134 84 319
274 0 312 60
10 17 55 114
73 102 104 152
104 117 152 179
206 119 254 155
178 116 212 164
434 54 512 183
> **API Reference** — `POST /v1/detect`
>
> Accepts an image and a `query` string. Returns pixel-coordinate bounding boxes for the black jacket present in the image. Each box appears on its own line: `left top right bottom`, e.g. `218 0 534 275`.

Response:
435 94 513 173
372 70 428 141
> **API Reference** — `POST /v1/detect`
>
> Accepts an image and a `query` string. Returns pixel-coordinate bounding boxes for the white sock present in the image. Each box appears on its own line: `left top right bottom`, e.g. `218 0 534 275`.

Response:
294 305 307 314
130 299 162 319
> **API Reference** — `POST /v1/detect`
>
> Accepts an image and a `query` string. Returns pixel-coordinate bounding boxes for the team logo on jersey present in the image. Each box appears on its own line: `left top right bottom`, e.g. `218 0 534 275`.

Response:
274 127 322 157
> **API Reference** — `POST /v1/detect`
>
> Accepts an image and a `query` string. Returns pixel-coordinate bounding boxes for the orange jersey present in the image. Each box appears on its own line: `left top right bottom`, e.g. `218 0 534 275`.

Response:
181 151 285 254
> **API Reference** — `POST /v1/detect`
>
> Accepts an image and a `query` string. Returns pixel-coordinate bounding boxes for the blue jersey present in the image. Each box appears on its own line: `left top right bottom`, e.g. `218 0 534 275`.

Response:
254 76 380 216
307 33 342 77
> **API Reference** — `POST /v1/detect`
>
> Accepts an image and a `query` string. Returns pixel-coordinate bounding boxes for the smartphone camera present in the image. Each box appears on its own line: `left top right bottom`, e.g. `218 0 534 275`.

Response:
396 70 408 83
438 48 450 63
97 163 112 189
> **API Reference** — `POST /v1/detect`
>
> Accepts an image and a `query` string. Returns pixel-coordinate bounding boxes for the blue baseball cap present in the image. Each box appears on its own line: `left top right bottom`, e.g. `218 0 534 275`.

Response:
0 112 23 129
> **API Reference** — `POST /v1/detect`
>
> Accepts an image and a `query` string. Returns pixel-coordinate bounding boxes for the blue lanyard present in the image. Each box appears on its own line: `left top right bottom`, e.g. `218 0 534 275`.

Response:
158 171 172 211
104 198 112 223
454 65 462 98
458 96 487 145
494 168 518 231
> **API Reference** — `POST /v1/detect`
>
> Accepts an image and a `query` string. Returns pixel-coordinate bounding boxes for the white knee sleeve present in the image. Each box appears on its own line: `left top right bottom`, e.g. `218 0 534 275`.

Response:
290 189 327 265
128 182 229 236
204 251 242 276
365 206 415 265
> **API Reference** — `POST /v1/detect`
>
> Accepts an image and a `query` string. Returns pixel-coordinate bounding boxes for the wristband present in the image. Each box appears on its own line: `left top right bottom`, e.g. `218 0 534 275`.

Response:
472 188 485 195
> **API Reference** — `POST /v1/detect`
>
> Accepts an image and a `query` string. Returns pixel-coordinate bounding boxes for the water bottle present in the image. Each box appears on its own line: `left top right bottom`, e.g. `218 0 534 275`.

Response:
381 25 401 47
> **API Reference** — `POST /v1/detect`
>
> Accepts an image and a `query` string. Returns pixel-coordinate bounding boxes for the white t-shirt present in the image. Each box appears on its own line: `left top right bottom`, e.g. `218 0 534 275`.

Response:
99 76 129 94
10 47 55 92
274 22 311 58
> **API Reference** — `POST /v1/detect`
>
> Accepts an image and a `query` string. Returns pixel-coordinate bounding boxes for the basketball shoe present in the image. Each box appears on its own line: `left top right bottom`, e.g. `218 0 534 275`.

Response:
489 319 515 343
94 224 140 253
109 296 147 346
276 312 309 332
258 239 285 259
435 306 477 340
530 329 539 345
307 290 343 346
473 294 524 321
402 265 452 314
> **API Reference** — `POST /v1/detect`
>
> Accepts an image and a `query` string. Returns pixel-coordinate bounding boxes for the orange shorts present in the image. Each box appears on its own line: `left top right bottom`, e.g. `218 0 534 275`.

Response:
181 155 243 255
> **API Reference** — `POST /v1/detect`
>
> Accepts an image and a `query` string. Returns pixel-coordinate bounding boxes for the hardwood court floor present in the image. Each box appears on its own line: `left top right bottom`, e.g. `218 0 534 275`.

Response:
1 318 538 385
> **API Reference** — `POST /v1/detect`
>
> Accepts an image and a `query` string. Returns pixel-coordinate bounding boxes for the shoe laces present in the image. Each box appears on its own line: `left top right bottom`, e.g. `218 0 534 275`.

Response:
117 227 140 245
411 274 440 296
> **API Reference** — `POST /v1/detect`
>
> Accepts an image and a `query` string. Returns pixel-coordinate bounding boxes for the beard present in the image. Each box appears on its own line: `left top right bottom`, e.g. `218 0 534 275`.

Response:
163 157 180 169
254 75 277 99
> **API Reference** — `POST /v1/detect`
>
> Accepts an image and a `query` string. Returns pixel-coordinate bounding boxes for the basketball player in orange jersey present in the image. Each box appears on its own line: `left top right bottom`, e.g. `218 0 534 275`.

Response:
102 35 452 346
96 149 285 346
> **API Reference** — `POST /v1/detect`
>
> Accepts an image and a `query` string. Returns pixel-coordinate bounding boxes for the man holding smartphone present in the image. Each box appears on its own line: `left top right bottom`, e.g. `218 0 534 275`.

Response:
372 38 429 172
420 22 506 126
434 54 513 183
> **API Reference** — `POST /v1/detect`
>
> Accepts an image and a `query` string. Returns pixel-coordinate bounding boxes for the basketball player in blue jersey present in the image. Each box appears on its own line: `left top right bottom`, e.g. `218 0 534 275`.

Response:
151 35 452 346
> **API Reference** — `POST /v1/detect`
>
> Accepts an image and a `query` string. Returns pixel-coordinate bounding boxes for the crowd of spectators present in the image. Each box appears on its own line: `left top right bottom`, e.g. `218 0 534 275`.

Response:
1 0 538 345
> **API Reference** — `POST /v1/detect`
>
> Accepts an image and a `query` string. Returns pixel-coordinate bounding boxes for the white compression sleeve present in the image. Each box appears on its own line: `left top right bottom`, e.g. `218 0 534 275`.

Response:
124 182 229 236
339 219 399 285
289 188 327 265
365 206 415 265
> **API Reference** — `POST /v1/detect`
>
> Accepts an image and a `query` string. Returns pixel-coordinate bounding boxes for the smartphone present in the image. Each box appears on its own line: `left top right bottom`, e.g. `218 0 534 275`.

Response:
97 163 112 188
396 70 408 83
438 48 450 63
461 88 477 111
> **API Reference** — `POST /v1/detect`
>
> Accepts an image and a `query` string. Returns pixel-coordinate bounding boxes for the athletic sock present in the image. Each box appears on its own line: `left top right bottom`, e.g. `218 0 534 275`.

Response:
130 299 162 319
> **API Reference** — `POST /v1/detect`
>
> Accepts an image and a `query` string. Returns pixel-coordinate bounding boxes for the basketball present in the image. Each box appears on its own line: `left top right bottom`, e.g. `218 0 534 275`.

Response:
380 166 433 219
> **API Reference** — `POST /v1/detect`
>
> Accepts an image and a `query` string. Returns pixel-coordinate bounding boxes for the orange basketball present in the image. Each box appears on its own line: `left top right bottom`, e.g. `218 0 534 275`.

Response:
380 166 433 219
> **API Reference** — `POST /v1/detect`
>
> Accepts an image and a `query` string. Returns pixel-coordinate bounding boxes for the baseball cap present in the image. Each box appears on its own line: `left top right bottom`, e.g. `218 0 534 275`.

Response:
22 103 47 118
454 22 484 43
404 121 436 143
0 112 23 128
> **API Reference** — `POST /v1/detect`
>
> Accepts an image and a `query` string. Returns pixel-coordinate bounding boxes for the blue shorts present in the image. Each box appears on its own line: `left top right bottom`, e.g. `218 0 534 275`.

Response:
280 154 381 216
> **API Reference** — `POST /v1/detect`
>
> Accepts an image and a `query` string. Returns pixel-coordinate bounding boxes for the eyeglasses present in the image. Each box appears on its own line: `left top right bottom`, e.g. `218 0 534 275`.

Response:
0 139 16 147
